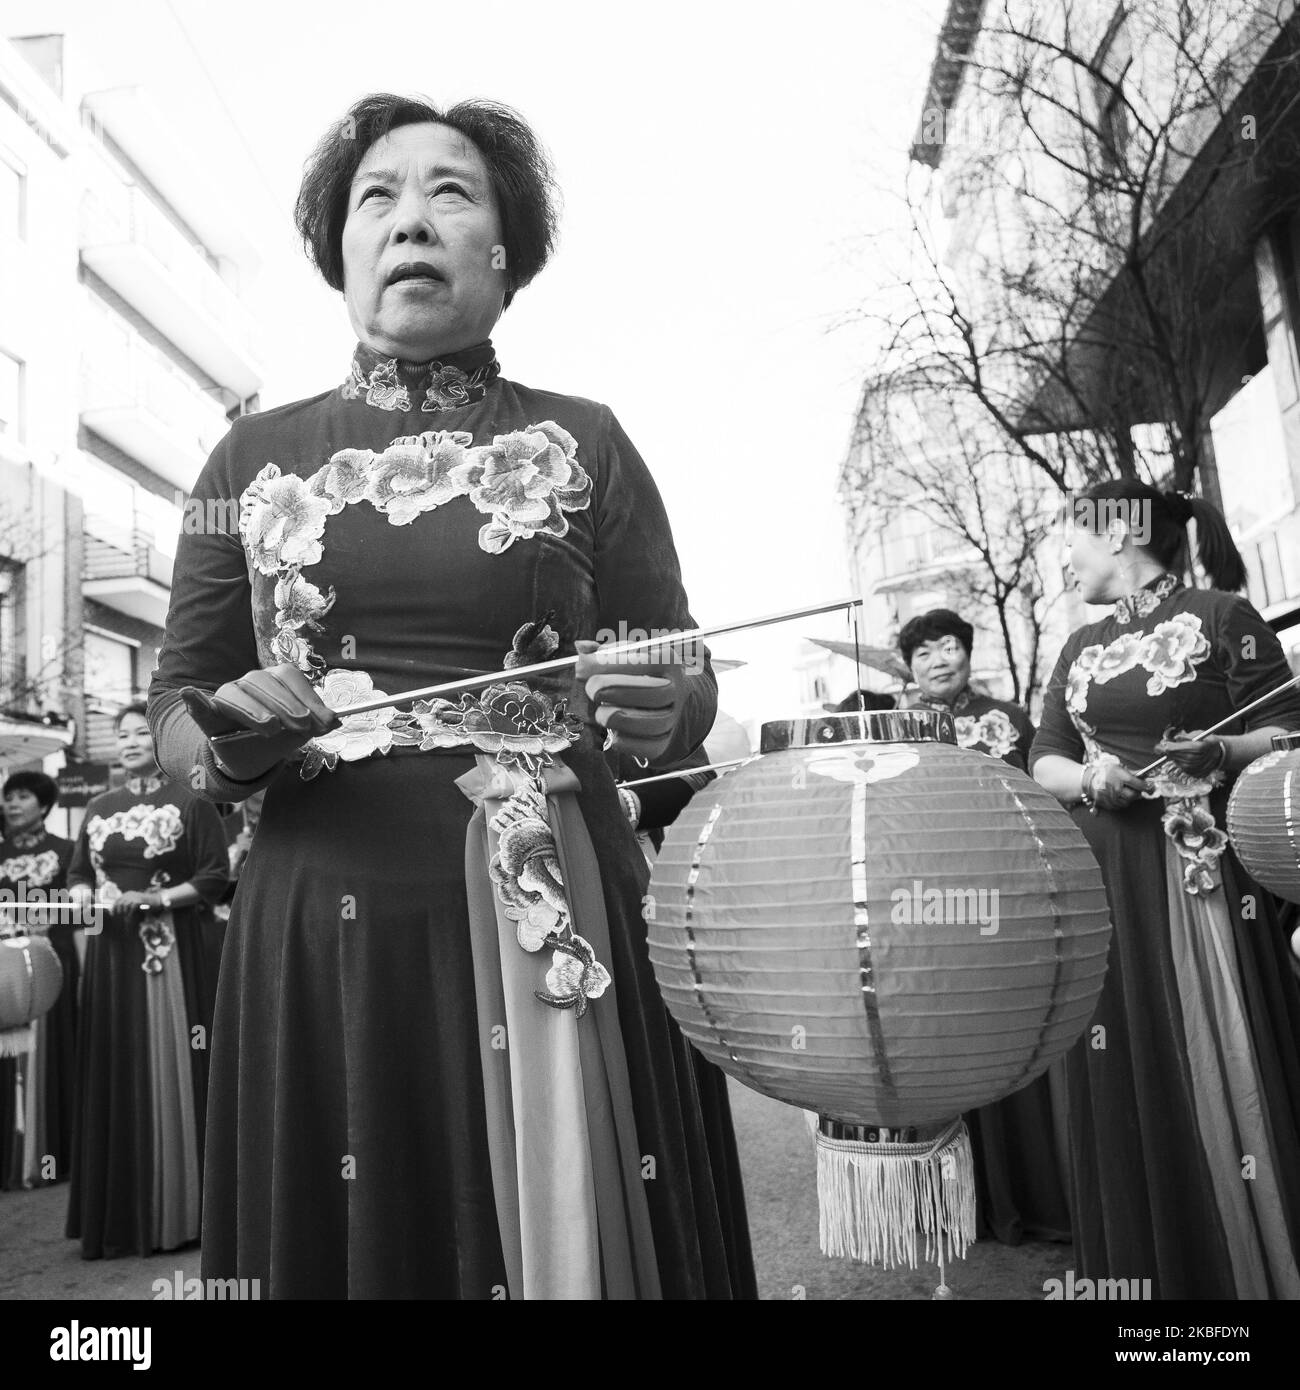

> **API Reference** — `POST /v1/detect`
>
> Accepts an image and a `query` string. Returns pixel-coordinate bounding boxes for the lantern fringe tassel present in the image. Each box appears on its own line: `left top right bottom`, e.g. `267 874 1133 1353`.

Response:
816 1118 976 1273
0 1025 35 1059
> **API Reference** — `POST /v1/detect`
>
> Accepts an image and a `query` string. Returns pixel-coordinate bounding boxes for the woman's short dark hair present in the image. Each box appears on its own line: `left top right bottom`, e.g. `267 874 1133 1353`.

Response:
898 610 974 667
3 770 59 816
834 689 896 713
295 94 559 312
1073 480 1246 593
113 701 149 731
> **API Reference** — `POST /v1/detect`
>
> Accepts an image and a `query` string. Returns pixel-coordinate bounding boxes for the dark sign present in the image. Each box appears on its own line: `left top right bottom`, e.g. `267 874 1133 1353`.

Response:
57 763 113 807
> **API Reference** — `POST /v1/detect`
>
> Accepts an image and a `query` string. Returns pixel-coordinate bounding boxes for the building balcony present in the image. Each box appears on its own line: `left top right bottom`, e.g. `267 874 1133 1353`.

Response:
81 87 259 269
80 295 230 493
80 175 262 399
82 517 174 629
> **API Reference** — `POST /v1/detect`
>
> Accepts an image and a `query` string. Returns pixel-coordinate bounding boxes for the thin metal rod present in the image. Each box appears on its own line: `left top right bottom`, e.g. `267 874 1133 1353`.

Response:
1134 672 1300 777
330 595 863 718
619 756 757 789
0 901 117 915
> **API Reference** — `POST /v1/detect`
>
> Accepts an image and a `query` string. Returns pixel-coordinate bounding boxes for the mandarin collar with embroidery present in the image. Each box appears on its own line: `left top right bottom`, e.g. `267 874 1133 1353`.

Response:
1114 572 1183 625
904 685 976 714
7 828 49 851
124 773 166 796
341 340 499 413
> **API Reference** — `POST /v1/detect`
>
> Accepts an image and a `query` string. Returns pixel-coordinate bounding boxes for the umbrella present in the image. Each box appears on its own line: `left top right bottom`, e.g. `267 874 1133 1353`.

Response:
806 637 911 683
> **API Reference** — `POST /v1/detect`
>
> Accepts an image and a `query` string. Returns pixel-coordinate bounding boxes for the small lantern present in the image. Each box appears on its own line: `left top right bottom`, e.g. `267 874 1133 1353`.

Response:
0 933 64 1058
646 711 1111 1277
1226 732 1300 906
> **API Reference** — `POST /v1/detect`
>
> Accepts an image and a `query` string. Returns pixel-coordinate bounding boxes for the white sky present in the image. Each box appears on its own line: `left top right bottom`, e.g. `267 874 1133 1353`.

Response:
10 0 949 725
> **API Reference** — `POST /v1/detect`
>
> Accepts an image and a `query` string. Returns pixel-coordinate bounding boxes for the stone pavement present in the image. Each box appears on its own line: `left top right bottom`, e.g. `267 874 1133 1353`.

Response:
0 1077 1067 1301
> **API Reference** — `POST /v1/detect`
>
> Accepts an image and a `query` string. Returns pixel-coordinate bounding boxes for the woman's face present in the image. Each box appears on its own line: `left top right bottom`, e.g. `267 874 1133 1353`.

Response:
1067 521 1122 603
909 636 971 705
3 787 45 834
116 713 158 775
341 122 507 362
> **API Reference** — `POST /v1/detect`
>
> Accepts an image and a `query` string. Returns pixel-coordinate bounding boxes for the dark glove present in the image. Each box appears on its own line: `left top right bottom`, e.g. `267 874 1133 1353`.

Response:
1154 731 1229 778
181 663 340 782
573 637 696 761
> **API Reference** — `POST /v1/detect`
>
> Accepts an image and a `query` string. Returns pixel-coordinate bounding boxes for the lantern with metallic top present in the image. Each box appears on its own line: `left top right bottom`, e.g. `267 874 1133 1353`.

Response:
646 710 1111 1277
1226 732 1300 907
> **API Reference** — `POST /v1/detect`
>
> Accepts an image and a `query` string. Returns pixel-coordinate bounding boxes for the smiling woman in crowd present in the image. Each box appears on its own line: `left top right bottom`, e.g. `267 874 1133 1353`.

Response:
147 94 755 1300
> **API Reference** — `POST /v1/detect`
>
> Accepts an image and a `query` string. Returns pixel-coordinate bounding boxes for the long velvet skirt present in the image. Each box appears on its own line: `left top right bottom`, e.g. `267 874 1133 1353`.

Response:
199 742 756 1299
65 907 211 1258
966 1064 1072 1245
1065 795 1300 1298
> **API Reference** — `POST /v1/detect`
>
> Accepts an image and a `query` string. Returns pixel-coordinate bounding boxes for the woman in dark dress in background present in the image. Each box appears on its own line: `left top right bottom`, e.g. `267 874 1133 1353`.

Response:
147 94 754 1299
897 610 1071 1248
1032 482 1300 1298
65 704 228 1258
0 772 77 1188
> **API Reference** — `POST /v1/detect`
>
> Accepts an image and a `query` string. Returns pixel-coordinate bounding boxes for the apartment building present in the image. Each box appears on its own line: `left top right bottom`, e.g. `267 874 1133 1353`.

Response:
0 30 262 833
845 0 1300 708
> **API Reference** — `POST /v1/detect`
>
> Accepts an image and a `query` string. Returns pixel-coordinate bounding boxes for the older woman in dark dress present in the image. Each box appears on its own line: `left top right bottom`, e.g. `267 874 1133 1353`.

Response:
896 609 1071 1248
0 771 77 1189
1032 482 1300 1298
147 94 754 1299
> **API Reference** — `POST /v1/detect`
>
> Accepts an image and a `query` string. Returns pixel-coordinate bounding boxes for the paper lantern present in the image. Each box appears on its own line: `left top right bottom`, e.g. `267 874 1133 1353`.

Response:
0 933 64 1058
646 710 1111 1275
1226 733 1300 906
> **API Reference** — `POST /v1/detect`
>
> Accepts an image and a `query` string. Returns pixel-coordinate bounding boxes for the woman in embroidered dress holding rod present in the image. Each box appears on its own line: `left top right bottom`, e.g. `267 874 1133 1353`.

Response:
147 95 754 1299
1031 481 1300 1299
64 704 229 1258
0 772 77 1189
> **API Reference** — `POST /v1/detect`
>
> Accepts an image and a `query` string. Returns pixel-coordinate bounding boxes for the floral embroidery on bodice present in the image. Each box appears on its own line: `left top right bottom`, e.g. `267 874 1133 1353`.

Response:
906 688 1023 760
1063 574 1231 895
86 803 184 865
0 848 61 889
956 709 1018 758
237 412 594 686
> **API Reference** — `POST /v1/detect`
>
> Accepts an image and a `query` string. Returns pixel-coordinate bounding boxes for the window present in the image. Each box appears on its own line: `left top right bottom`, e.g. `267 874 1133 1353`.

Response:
0 352 21 443
83 628 136 711
0 151 24 240
0 562 26 708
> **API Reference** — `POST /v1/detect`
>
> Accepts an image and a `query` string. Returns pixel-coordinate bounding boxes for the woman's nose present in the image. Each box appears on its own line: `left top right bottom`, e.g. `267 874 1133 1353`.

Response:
391 186 437 245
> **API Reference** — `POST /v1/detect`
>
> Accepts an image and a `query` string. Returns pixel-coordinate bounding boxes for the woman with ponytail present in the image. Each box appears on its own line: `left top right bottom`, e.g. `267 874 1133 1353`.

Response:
1031 481 1300 1299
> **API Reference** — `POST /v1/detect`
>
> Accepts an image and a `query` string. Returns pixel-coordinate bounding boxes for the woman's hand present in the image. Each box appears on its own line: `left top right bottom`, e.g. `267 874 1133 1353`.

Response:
1086 762 1152 810
181 664 339 781
573 639 693 761
110 890 161 921
1155 732 1228 777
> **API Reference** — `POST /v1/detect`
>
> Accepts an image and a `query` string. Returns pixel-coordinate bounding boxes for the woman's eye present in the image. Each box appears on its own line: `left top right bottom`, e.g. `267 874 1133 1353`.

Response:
433 184 468 198
359 186 390 203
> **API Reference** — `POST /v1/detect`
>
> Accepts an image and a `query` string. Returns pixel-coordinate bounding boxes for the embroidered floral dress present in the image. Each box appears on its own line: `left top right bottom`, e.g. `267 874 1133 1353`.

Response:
64 775 229 1258
0 827 76 1189
1031 574 1300 1298
901 687 1036 770
147 341 755 1300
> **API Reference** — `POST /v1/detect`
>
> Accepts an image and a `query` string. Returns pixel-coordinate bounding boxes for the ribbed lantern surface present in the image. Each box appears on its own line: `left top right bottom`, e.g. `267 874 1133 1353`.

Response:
1226 737 1300 906
0 934 64 1035
647 728 1112 1129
